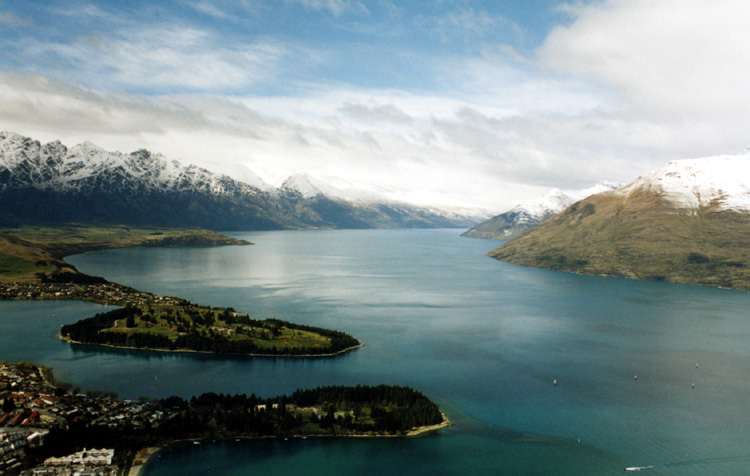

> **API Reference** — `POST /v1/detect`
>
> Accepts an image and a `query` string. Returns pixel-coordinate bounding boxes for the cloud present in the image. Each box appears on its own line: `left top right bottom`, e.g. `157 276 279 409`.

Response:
20 25 289 92
339 102 413 124
6 1 750 212
538 0 750 121
187 1 233 19
0 10 31 26
285 0 369 16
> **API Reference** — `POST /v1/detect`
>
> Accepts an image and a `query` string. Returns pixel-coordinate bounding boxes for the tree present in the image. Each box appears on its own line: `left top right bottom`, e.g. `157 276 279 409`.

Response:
2 397 15 413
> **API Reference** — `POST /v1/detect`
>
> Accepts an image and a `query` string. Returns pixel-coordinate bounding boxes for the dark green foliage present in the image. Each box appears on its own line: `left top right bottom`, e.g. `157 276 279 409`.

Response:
60 307 141 343
158 385 443 438
40 271 108 284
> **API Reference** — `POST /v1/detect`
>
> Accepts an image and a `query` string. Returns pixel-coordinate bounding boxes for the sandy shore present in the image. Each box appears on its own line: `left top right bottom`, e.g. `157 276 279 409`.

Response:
127 447 161 476
406 412 451 436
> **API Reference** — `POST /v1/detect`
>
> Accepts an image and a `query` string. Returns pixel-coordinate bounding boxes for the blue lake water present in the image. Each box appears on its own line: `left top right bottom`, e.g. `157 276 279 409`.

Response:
3 229 750 475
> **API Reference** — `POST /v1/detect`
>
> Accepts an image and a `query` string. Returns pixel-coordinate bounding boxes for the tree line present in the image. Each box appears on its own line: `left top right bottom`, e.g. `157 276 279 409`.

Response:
59 307 360 356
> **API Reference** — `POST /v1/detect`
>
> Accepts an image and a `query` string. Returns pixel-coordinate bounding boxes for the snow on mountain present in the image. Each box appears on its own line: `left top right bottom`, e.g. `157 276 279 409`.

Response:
512 182 621 219
0 131 264 197
201 161 275 193
280 173 391 203
0 131 481 230
281 174 328 199
490 152 750 290
462 181 620 240
617 152 750 211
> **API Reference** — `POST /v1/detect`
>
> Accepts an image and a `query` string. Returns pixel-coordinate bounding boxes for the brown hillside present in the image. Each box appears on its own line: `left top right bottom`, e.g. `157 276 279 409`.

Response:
489 190 750 289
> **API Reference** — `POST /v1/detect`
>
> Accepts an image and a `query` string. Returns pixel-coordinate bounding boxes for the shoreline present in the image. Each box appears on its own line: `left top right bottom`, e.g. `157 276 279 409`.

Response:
0 280 362 359
58 334 364 358
125 415 450 476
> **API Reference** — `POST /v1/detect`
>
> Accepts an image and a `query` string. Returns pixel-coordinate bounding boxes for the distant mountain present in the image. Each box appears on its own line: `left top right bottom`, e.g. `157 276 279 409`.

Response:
0 132 478 230
489 153 750 289
278 173 482 229
462 182 619 240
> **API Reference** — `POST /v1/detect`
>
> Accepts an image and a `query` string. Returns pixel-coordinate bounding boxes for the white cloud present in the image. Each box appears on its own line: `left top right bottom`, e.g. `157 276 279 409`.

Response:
6 1 750 213
339 102 413 124
421 6 522 45
538 0 750 121
187 1 232 19
22 25 289 92
285 0 369 16
0 10 31 26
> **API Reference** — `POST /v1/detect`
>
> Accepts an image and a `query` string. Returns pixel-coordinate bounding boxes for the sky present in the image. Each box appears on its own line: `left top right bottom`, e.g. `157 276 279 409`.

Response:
2 0 750 212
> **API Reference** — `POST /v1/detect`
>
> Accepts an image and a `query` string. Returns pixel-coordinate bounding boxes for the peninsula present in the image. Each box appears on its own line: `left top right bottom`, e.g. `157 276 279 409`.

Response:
0 225 360 357
0 361 449 475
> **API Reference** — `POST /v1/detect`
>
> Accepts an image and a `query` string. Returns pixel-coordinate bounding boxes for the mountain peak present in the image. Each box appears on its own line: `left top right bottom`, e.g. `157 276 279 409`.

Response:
0 130 480 230
463 181 620 240
281 173 324 198
618 153 750 211
490 152 750 289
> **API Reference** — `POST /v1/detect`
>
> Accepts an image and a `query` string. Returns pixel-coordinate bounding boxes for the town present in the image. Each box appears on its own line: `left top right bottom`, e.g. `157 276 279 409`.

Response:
0 281 187 308
1 359 447 475
1 361 169 475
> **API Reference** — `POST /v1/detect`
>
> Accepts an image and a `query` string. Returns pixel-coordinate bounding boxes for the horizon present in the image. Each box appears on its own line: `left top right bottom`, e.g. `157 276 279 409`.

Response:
2 1 750 211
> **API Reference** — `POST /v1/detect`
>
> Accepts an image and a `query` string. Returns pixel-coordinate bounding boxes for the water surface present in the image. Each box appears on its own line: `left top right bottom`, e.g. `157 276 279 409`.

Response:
3 229 749 475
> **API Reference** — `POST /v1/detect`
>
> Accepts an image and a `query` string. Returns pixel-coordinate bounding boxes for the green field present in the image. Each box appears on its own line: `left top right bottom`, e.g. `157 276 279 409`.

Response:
107 305 332 351
60 304 360 356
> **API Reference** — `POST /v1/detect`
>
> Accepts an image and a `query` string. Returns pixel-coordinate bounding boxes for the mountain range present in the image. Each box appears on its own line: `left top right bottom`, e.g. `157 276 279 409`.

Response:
0 132 482 230
490 153 750 289
461 182 619 240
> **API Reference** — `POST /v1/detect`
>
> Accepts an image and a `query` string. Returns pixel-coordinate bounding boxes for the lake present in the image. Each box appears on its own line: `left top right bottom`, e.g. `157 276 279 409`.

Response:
3 229 750 475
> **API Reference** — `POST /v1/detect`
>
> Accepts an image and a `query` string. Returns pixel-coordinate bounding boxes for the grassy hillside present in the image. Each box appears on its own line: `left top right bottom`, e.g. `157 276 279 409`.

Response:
0 233 70 283
489 190 750 289
0 225 250 283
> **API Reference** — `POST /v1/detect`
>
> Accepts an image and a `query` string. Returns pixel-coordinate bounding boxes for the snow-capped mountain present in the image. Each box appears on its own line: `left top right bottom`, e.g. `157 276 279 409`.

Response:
0 131 270 197
0 131 478 230
281 174 346 200
490 152 750 290
615 153 750 211
462 182 620 240
201 160 276 193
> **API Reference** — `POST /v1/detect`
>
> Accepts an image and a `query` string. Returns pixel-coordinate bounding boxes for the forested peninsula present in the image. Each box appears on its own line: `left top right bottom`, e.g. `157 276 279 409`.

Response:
2 361 449 475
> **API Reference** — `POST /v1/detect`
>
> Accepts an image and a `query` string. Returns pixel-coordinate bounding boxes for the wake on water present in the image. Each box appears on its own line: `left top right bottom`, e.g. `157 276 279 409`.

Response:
625 455 750 472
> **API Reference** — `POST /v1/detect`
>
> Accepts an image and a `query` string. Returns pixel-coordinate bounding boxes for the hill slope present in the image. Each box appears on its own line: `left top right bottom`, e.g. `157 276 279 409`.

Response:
489 154 750 289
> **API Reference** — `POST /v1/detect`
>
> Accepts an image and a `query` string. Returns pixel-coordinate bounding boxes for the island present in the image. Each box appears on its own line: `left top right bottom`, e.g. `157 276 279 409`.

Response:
0 225 361 357
0 361 449 475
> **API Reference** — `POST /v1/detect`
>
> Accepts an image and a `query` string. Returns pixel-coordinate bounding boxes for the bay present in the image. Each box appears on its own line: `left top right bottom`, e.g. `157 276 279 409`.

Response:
2 229 750 475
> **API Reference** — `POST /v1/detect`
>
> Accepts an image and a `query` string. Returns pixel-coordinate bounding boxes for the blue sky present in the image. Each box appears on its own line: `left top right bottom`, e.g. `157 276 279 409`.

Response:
2 0 750 210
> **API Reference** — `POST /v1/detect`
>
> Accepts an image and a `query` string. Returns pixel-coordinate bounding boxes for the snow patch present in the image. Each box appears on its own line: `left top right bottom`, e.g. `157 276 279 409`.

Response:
510 181 620 219
618 153 750 211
